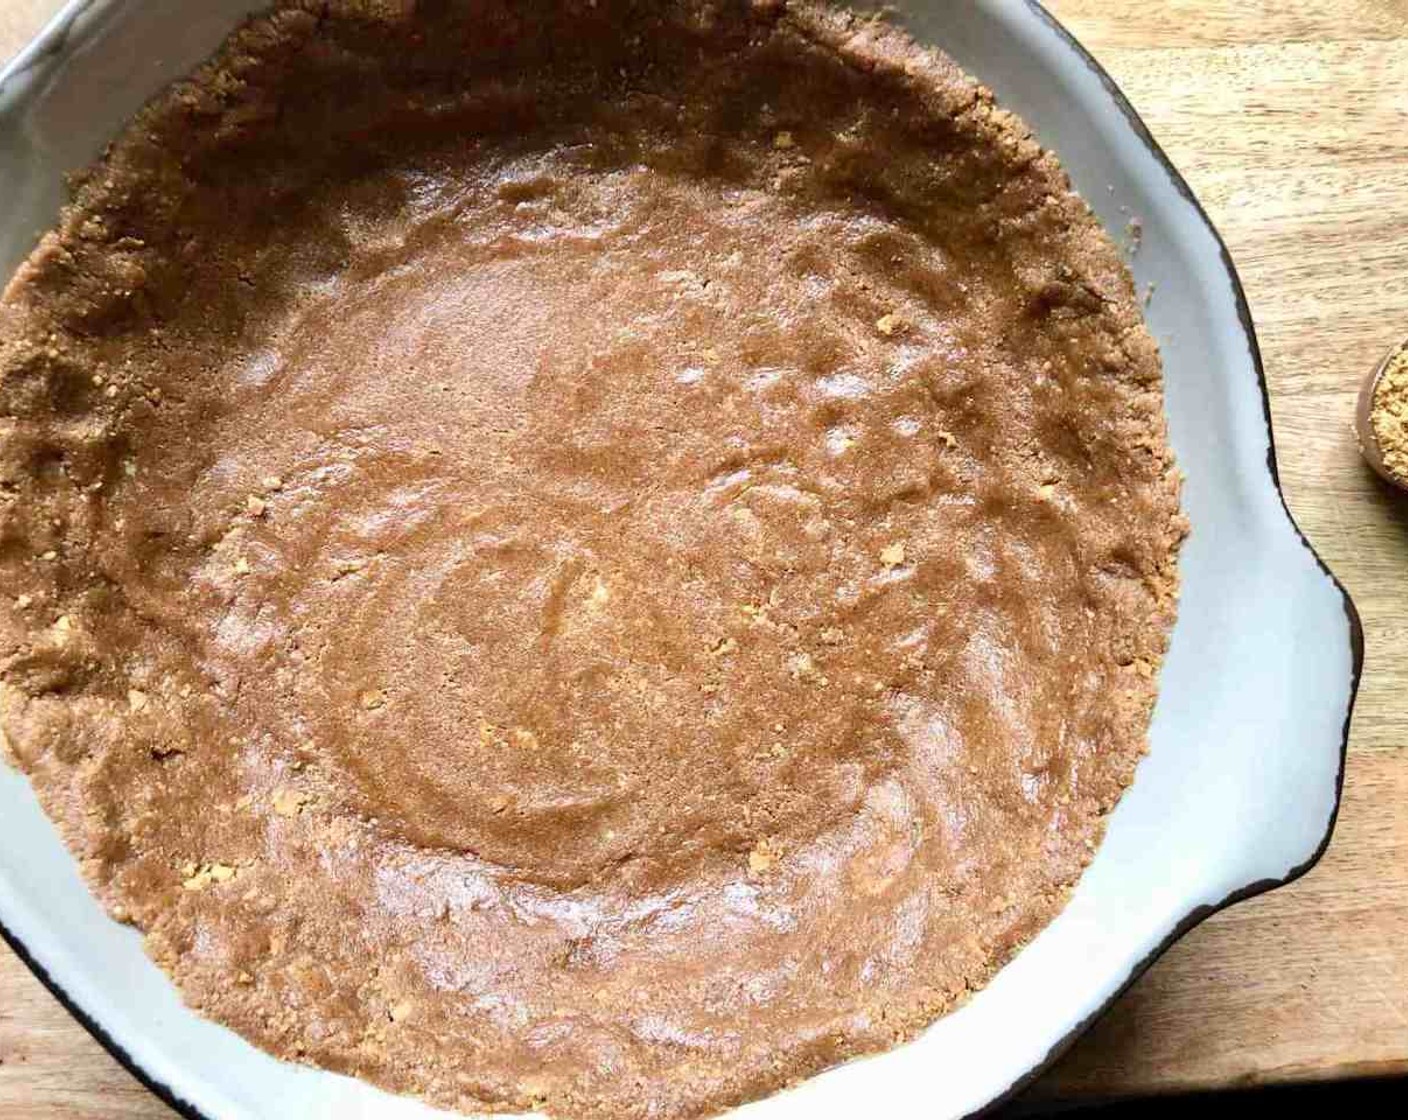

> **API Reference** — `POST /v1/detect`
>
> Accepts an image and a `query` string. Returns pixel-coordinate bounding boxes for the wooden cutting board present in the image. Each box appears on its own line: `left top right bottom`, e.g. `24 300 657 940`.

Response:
1 2 1405 1116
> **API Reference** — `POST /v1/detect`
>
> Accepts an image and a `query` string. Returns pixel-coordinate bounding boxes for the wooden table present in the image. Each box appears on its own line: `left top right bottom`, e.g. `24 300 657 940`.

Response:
1 1 1405 1115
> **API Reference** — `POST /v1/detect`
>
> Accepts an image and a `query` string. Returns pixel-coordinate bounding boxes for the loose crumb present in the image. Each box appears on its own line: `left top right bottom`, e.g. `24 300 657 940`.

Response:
748 838 779 875
182 862 238 891
272 787 308 817
875 312 905 336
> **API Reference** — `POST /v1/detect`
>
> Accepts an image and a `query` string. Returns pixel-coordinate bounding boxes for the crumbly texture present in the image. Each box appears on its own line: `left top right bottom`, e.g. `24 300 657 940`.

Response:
1372 345 1408 483
0 2 1186 1118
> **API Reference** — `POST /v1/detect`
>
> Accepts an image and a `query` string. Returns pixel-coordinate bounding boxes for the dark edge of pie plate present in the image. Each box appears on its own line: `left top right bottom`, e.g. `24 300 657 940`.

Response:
0 3 1366 1120
0 0 88 90
0 917 206 1120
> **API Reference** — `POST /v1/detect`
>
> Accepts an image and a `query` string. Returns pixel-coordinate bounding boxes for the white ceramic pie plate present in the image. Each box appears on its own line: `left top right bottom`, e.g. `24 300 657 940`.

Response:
0 3 1362 1118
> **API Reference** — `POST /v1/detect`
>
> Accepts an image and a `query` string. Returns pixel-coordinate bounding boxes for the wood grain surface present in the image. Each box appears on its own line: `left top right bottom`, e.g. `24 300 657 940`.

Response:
1 1 1406 1117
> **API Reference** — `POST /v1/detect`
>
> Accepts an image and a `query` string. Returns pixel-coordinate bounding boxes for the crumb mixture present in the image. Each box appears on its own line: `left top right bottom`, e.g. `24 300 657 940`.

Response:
1372 344 1408 484
0 2 1186 1118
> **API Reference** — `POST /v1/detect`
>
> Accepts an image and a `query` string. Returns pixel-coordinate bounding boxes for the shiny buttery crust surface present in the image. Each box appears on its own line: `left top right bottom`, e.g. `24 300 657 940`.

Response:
0 2 1186 1117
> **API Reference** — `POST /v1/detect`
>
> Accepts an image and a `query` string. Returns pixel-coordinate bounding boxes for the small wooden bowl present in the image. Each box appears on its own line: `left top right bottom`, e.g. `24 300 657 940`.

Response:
1356 339 1408 489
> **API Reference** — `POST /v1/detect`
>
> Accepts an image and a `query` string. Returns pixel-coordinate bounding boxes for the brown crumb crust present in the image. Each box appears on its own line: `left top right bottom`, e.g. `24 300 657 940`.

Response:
0 3 1186 1119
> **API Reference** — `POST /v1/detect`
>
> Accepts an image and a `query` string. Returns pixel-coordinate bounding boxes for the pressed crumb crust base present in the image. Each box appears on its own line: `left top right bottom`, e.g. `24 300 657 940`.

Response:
0 3 1186 1118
